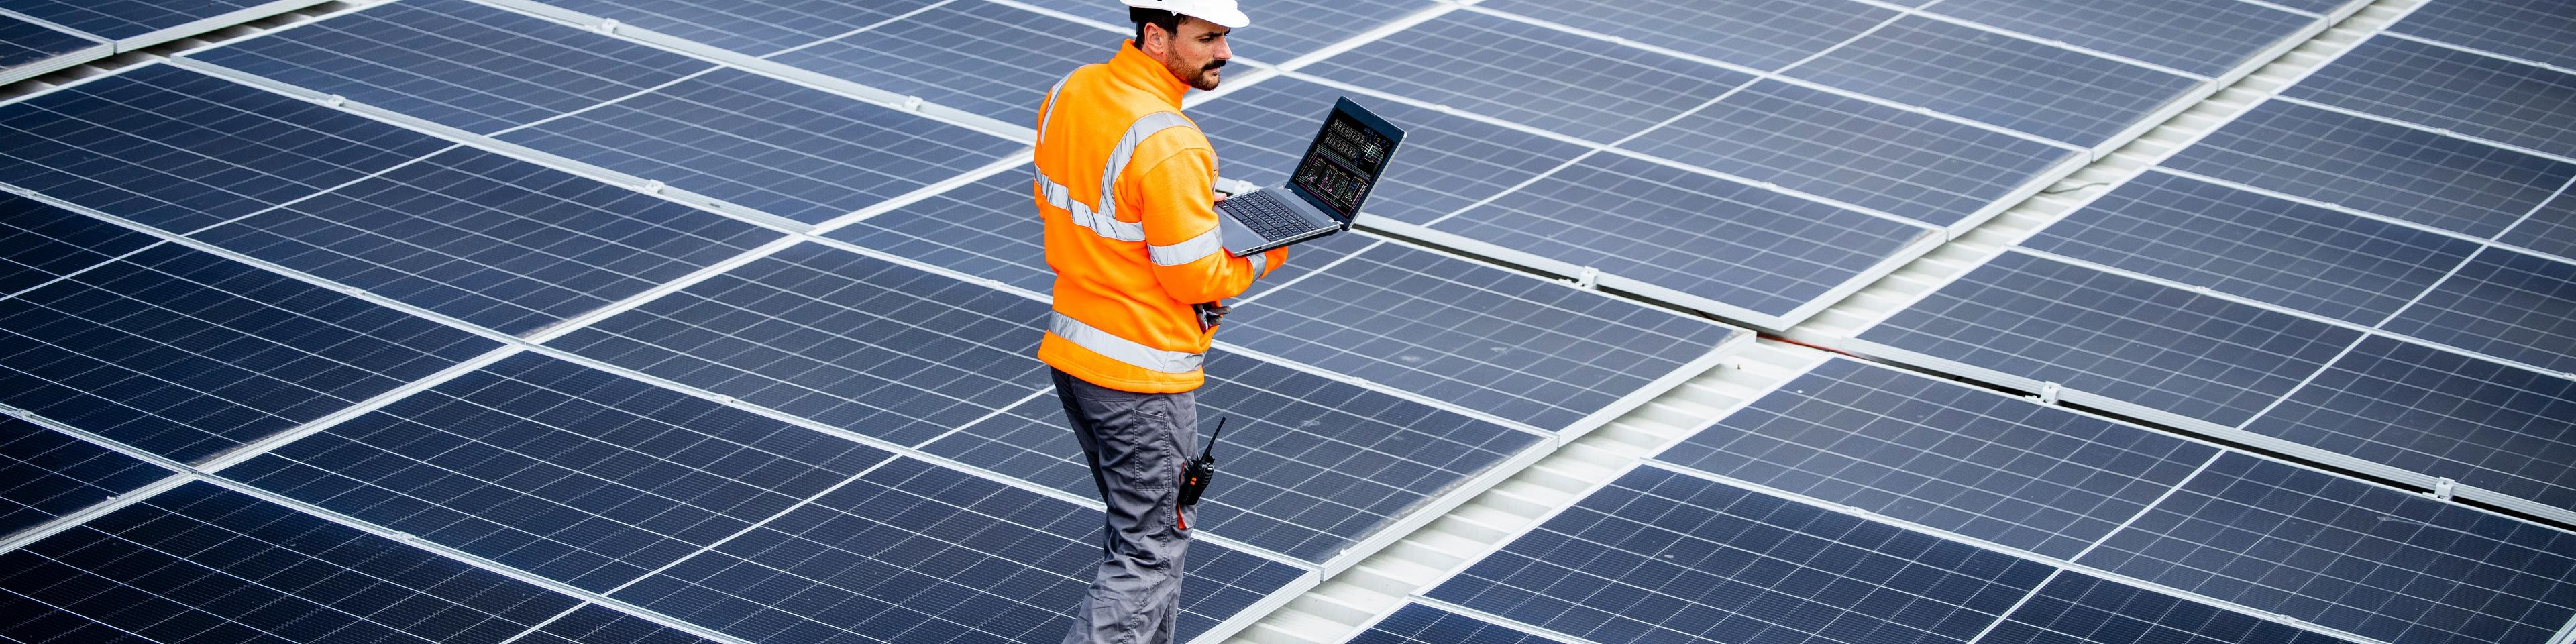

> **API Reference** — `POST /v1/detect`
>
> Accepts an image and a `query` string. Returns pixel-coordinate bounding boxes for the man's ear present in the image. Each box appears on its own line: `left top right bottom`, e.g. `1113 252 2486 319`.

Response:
1138 23 1165 55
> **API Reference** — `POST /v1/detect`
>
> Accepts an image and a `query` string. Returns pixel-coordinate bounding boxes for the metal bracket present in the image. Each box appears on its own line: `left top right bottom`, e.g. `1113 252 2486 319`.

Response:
900 96 925 111
639 179 665 195
1566 266 1599 290
2424 477 2455 502
596 19 619 35
2034 382 2061 405
323 94 345 107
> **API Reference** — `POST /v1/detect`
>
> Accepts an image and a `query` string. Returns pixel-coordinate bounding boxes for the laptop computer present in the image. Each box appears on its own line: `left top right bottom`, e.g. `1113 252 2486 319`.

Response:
1216 97 1405 256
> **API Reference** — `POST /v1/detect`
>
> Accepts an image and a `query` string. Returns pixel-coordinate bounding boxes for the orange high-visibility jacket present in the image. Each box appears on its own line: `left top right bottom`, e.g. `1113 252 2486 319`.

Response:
1034 41 1288 393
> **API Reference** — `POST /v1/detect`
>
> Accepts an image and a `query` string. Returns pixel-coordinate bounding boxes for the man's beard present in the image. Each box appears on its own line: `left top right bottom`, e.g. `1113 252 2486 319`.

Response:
1173 59 1224 91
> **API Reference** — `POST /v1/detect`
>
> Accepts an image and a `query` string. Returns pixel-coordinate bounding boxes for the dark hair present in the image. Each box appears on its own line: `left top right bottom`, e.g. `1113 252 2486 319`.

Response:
1131 7 1182 44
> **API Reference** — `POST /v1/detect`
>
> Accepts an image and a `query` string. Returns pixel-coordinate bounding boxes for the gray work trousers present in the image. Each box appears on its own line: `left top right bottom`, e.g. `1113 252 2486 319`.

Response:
1053 368 1197 644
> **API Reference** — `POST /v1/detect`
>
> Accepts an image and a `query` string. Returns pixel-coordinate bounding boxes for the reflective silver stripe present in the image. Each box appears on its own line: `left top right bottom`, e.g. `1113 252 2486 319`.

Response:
1148 228 1225 266
1034 105 1200 245
1051 312 1204 373
1093 111 1195 229
1045 180 1147 241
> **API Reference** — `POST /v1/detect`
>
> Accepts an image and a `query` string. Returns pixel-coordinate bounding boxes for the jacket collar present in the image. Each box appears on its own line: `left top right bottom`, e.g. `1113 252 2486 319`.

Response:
1109 40 1191 108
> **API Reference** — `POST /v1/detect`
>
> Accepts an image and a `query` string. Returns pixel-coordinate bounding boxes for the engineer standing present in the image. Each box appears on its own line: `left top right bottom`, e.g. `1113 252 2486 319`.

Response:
1032 1 1289 642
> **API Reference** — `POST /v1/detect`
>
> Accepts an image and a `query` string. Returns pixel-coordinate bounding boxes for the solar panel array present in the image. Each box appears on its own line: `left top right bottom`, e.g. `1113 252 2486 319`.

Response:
5 0 2575 643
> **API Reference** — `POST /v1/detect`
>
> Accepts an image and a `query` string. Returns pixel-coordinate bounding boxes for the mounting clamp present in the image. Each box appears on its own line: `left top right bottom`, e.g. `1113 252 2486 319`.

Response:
1568 266 1599 290
2424 478 2455 502
2035 382 2061 405
596 19 619 35
640 179 665 195
323 94 345 107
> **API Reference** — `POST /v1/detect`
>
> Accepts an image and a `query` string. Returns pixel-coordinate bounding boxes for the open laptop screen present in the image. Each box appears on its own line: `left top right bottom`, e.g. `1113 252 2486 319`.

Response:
1289 103 1396 221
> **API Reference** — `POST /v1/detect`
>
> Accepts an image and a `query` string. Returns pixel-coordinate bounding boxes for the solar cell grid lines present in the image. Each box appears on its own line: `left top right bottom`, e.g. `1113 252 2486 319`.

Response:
768 0 1111 125
2239 335 2576 511
1351 603 1571 644
0 0 291 42
2382 248 2576 375
496 68 1026 225
1980 572 2367 644
0 192 158 298
2500 194 2576 262
1658 358 2220 560
0 64 451 233
2387 0 2576 70
1925 0 2314 78
0 15 99 79
0 244 498 463
180 0 716 136
1622 79 2082 233
2161 99 2575 239
1781 15 2204 148
2077 453 2576 644
2285 36 2576 156
523 0 941 56
1299 9 1754 144
1468 0 1896 72
1000 0 1439 63
188 147 783 336
0 417 170 536
2023 170 2482 325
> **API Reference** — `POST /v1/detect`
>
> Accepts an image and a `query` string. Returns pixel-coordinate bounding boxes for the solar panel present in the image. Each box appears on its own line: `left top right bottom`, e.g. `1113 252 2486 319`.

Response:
1469 0 1896 72
224 352 898 592
0 64 451 233
1002 0 1439 63
1222 234 1743 433
0 417 169 535
1352 603 1570 644
767 1 1109 125
1623 80 2082 232
181 0 715 136
1299 10 1754 144
0 481 593 642
1424 152 1939 325
923 350 1546 562
1925 0 2314 78
2386 0 2576 69
521 604 716 644
2160 100 2574 239
1425 464 2057 644
1658 358 2220 560
608 455 1307 643
0 192 157 298
1851 250 2363 431
2241 335 2576 511
2023 170 2481 325
2285 36 2576 156
522 0 941 56
2077 453 2576 644
0 15 103 83
189 147 782 336
497 68 1024 225
2382 248 2576 374
2499 193 2575 262
1980 572 2365 644
1781 16 2204 148
549 242 1051 447
0 244 498 462
0 0 294 42
1193 75 1595 227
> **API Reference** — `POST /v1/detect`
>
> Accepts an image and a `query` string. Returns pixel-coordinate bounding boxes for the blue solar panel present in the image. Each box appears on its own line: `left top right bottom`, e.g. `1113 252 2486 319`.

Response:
2078 453 2576 644
184 0 714 136
497 68 1024 225
1471 0 1896 72
2500 194 2575 262
1659 358 2219 560
2383 248 2576 374
2162 100 2574 239
1352 604 1570 644
225 352 896 592
550 242 1051 447
0 244 496 462
0 417 168 535
519 605 714 644
0 15 96 72
1193 75 1595 226
1981 572 2365 644
0 0 284 41
0 64 451 233
1426 464 2056 644
1783 16 2202 148
1428 152 1937 323
1926 0 2313 78
768 1 1106 125
191 147 782 335
608 456 1306 643
1223 235 1743 433
2387 0 2576 69
1854 251 2363 430
528 0 941 56
2024 170 2481 325
1004 0 1438 63
1624 80 2081 231
1301 10 1753 143
924 350 1544 562
0 481 583 642
0 193 156 298
2286 37 2576 156
2241 335 2576 511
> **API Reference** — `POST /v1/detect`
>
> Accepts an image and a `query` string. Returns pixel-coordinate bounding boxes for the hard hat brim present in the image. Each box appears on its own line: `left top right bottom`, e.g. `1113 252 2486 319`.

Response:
1118 0 1250 29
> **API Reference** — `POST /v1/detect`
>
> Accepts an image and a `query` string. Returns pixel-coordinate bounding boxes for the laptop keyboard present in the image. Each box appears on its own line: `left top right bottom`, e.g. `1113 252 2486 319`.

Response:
1226 191 1313 241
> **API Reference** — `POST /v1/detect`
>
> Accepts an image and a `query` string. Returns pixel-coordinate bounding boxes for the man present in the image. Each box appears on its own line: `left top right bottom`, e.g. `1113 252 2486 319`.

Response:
1031 1 1289 642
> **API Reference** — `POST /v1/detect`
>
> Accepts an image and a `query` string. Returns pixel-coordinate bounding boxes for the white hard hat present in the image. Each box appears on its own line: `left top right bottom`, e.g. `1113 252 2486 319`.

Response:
1121 0 1250 29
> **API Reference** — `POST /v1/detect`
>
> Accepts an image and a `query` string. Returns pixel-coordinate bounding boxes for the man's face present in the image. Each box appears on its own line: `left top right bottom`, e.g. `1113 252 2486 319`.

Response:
1146 16 1230 91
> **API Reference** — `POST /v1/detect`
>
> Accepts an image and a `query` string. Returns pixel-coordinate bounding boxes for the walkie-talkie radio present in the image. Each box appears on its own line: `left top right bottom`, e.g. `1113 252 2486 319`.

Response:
1175 417 1226 529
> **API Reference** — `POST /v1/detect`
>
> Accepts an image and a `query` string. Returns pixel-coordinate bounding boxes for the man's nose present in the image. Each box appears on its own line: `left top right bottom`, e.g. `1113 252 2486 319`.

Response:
1211 39 1230 62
